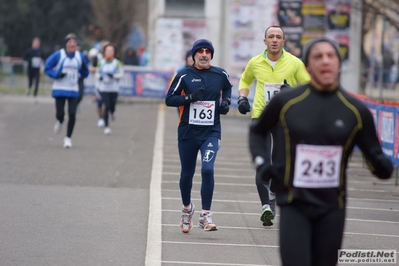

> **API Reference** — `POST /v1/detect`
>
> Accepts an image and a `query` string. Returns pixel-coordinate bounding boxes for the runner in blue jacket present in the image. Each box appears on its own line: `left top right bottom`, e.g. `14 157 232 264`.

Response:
165 39 232 233
45 33 89 148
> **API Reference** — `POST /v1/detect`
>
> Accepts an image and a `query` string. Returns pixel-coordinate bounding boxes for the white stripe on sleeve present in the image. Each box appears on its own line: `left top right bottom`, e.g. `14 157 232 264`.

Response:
171 74 186 94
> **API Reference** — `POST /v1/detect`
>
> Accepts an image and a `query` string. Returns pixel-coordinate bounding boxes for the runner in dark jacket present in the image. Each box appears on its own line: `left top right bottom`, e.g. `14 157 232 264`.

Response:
249 37 393 266
166 39 232 233
23 37 44 100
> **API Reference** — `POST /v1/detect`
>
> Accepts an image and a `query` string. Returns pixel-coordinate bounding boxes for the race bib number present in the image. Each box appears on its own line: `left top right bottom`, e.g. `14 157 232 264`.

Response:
264 83 283 104
293 144 342 188
189 101 215 125
31 57 41 68
103 74 112 84
65 69 78 84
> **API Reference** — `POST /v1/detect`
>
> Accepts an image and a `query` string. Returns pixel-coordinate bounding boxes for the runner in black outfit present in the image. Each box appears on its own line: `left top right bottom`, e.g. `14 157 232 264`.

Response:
249 37 393 266
23 37 44 100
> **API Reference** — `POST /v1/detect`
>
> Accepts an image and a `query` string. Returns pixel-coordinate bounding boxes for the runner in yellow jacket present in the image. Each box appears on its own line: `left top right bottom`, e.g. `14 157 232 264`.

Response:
238 25 310 226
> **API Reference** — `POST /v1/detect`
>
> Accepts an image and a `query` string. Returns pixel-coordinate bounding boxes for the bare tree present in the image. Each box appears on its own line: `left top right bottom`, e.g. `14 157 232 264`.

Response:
89 0 139 54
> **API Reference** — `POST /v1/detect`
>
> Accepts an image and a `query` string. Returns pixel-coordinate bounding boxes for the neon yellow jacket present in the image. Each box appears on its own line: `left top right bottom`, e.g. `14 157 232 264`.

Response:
239 49 310 118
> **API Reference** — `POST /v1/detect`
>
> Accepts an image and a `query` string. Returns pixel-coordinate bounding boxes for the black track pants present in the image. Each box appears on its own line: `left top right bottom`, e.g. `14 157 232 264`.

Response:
279 201 346 266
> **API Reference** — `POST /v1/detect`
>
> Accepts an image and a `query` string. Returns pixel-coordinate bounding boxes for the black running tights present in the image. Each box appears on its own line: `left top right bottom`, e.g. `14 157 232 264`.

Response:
55 97 78 138
28 69 40 96
252 119 273 206
100 92 118 127
279 201 346 266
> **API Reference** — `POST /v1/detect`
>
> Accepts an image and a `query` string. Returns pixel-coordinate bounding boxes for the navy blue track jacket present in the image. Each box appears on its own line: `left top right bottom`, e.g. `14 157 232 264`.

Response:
165 65 232 141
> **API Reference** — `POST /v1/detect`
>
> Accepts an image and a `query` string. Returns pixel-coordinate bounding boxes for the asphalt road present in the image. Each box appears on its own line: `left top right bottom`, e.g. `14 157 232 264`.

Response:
0 94 398 266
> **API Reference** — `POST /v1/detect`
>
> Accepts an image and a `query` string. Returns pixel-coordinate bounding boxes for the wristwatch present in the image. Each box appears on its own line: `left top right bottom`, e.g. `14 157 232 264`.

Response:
253 156 265 169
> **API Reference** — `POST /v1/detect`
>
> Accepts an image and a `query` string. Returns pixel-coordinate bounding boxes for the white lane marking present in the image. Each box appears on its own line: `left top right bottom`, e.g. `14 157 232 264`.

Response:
162 180 396 192
163 157 252 166
163 171 253 179
162 189 399 210
162 261 275 266
162 207 399 224
348 197 399 203
162 223 279 231
344 232 399 238
162 203 399 213
163 172 394 186
161 224 399 238
163 240 279 248
162 171 398 190
346 206 399 212
162 180 253 187
145 104 164 266
162 188 399 203
162 197 399 212
345 218 399 224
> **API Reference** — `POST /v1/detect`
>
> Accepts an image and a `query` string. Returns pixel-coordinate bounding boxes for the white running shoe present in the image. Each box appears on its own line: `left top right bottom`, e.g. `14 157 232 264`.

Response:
104 127 111 135
54 121 62 134
97 118 105 128
63 137 72 148
261 204 274 226
180 203 195 233
198 212 218 231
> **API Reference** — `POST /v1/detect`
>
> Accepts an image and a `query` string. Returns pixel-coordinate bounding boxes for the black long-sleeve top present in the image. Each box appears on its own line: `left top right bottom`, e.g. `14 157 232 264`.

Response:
249 83 393 209
165 65 232 141
23 48 44 70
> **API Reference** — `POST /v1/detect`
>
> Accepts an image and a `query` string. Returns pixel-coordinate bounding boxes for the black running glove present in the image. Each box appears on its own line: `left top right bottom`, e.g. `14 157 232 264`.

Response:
237 96 251 114
367 150 394 180
57 73 66 79
81 62 88 71
280 79 292 92
185 86 205 103
219 99 230 115
257 163 285 183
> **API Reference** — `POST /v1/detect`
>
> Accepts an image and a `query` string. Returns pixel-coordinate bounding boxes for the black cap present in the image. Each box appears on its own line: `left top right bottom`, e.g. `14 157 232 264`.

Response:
64 33 78 46
302 37 341 67
191 39 214 60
